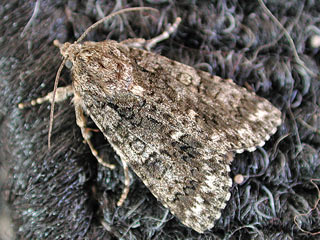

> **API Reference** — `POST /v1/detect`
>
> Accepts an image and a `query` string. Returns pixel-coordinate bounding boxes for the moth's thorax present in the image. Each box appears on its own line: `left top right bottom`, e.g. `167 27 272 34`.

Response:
67 41 134 96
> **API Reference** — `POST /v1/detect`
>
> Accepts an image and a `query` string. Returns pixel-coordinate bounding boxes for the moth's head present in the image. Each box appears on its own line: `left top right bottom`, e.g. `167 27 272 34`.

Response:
53 40 80 62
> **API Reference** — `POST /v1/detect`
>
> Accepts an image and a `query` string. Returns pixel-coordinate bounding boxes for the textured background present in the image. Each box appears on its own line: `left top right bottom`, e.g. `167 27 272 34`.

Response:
1 0 320 239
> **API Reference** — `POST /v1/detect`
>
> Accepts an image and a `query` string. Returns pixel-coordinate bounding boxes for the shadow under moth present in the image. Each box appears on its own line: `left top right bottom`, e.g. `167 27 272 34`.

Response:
19 7 282 233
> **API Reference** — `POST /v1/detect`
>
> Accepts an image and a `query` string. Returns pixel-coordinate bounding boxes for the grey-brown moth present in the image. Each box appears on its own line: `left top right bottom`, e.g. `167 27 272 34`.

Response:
19 7 282 233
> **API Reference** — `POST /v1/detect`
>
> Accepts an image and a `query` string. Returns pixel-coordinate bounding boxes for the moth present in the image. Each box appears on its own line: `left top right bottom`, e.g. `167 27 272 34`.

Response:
19 7 282 233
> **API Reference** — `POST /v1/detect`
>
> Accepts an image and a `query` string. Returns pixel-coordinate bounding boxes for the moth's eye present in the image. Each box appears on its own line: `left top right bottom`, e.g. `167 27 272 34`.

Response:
65 60 73 69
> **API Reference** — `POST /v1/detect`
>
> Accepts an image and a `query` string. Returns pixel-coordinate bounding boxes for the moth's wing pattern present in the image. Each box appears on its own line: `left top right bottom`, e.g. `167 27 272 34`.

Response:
91 104 234 232
129 47 282 154
70 40 281 233
80 90 233 233
197 71 282 153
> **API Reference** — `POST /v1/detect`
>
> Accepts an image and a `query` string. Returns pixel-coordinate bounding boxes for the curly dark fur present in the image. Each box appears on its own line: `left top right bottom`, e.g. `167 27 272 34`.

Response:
1 0 319 239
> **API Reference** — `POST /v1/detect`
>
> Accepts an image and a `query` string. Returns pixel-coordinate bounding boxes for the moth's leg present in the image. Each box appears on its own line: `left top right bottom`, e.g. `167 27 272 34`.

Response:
145 17 181 50
120 17 181 51
18 85 73 109
116 159 130 206
73 93 115 170
74 93 130 206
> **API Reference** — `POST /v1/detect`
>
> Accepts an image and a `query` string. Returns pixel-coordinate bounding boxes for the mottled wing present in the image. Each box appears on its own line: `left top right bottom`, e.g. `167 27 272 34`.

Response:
129 47 282 154
71 40 281 233
81 90 233 233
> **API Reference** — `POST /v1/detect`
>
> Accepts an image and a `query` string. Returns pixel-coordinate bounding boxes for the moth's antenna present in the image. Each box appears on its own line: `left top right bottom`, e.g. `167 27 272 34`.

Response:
48 57 66 149
76 7 159 44
48 7 159 148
